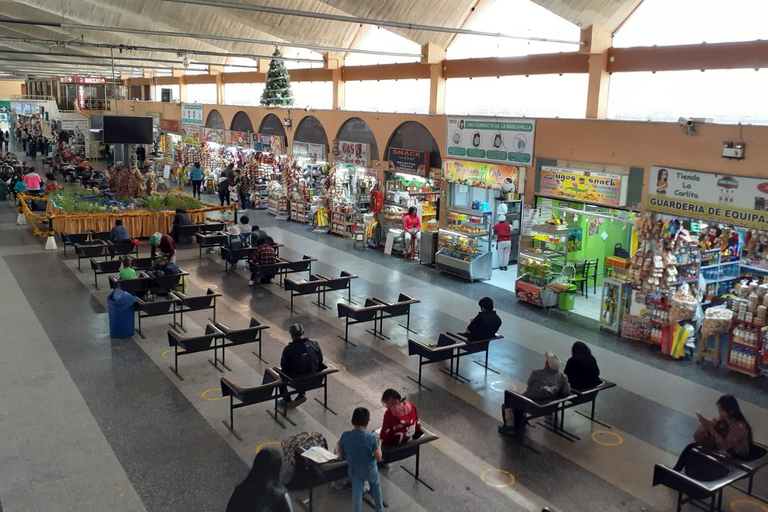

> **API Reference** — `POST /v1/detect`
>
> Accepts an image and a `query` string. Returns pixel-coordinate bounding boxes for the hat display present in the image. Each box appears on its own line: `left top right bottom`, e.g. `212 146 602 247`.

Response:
545 350 561 371
289 323 304 335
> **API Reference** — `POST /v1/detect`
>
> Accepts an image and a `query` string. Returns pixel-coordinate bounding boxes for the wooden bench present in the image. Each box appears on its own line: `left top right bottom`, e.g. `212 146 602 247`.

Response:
167 324 226 380
195 231 228 258
446 332 504 380
407 334 467 391
276 255 317 287
220 369 286 439
336 299 386 346
284 275 329 312
90 258 123 288
502 389 578 441
314 271 359 309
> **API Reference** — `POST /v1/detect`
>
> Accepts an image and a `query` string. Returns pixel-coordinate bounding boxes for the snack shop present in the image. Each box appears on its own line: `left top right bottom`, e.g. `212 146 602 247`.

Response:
515 164 638 323
619 166 768 376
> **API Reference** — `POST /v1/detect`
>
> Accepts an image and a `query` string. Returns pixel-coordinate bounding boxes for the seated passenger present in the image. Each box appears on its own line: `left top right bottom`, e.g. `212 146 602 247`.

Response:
224 225 244 266
169 208 192 243
239 215 252 243
110 219 130 243
226 447 292 512
563 341 601 390
250 224 268 246
673 395 753 479
499 351 570 435
119 258 136 280
277 323 323 409
460 296 502 341
380 389 421 446
280 431 329 489
248 237 277 286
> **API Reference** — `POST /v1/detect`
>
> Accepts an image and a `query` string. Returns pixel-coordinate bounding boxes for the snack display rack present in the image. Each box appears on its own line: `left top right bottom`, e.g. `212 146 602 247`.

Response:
380 203 407 254
436 206 492 281
331 207 356 238
290 201 311 223
726 286 768 377
701 249 740 301
268 193 288 217
253 183 269 210
515 223 570 307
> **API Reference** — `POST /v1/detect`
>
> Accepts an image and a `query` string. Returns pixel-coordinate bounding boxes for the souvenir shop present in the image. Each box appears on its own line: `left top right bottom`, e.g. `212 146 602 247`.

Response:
326 141 376 238
435 157 523 280
617 166 768 375
289 120 329 223
158 119 183 164
514 165 638 324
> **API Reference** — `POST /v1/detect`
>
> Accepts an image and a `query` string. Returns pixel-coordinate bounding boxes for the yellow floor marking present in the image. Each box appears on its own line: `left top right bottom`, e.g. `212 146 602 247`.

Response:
255 441 281 454
199 284 218 290
232 304 251 312
480 468 515 488
490 380 515 392
590 431 624 447
201 388 226 401
161 349 173 358
731 499 768 512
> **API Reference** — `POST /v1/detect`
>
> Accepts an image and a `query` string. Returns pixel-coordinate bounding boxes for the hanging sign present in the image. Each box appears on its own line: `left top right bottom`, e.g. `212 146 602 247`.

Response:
335 140 370 167
204 128 224 144
59 76 107 84
181 103 204 126
647 166 768 230
77 85 86 109
228 130 247 146
446 117 535 166
388 148 427 176
539 167 626 207
181 125 202 146
442 158 521 192
60 119 88 133
159 119 180 132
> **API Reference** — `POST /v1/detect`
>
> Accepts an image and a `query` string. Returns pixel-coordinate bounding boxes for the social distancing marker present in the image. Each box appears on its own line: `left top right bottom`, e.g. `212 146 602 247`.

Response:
731 499 768 512
232 304 251 312
591 431 623 447
199 284 218 290
161 349 173 358
255 441 281 454
336 364 346 372
480 468 515 488
31 370 58 379
201 388 226 401
490 380 515 392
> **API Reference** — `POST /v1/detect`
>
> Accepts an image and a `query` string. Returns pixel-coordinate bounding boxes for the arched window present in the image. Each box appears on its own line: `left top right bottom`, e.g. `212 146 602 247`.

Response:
336 117 379 160
230 111 254 132
259 113 286 137
205 109 225 129
294 116 329 148
385 121 441 170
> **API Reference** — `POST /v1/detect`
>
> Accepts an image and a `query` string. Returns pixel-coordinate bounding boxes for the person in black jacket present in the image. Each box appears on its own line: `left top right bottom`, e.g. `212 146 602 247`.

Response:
279 324 323 409
563 341 601 390
226 446 293 512
461 297 502 341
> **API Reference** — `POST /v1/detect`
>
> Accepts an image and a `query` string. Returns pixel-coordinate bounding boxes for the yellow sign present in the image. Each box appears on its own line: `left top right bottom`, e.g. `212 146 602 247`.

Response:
442 158 521 192
648 195 768 231
539 167 626 206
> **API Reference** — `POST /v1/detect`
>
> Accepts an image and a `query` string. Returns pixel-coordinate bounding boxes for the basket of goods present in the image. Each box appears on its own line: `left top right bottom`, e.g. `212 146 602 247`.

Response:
606 256 631 269
670 286 698 324
701 306 732 339
634 214 655 240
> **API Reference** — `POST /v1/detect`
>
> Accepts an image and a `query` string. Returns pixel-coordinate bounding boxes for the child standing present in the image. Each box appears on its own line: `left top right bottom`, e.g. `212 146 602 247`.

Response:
337 408 385 512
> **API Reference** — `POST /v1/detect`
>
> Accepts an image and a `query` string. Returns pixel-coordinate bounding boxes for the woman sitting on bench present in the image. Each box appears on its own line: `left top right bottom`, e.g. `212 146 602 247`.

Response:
563 341 601 390
380 389 422 446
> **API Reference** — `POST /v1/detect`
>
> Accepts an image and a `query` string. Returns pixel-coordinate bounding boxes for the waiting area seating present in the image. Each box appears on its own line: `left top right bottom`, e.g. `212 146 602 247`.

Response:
196 231 228 258
336 293 420 344
221 246 258 272
74 241 110 270
215 318 271 364
274 363 340 420
90 258 123 288
172 288 222 331
371 293 420 335
444 332 504 379
407 334 467 391
135 295 181 338
167 324 226 380
220 369 286 440
284 271 358 312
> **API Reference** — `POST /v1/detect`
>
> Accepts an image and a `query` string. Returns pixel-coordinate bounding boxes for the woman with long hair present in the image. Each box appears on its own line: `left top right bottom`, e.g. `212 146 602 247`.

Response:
226 446 293 512
563 341 601 390
380 389 421 446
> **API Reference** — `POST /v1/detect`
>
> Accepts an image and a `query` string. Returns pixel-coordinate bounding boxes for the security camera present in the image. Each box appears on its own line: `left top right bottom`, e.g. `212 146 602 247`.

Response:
183 56 190 68
678 117 694 127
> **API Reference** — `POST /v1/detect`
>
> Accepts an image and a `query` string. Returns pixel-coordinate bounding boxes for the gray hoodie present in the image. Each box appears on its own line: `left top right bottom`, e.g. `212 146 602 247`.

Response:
523 367 571 400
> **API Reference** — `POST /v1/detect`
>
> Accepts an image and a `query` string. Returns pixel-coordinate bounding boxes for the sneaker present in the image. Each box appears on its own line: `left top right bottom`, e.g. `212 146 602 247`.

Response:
363 481 371 493
277 398 291 407
497 425 517 436
248 280 255 286
287 395 307 409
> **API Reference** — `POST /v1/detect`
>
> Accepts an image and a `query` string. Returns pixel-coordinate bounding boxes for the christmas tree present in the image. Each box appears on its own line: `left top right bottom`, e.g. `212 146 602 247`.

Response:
260 48 294 107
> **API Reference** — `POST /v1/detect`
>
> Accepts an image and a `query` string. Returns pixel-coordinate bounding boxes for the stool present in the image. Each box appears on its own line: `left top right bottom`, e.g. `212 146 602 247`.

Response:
405 234 419 260
352 226 365 249
697 334 721 368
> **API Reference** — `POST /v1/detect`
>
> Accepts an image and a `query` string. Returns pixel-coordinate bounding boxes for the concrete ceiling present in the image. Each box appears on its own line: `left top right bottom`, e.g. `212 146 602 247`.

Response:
0 0 645 78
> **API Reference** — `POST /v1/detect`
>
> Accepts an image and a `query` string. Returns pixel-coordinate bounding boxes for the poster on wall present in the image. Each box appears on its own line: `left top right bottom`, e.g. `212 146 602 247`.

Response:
647 166 768 230
522 204 539 236
228 131 247 146
539 167 627 207
336 140 371 167
388 148 427 176
441 158 522 193
159 119 180 132
181 103 204 126
446 117 535 166
204 128 224 145
308 143 326 161
182 125 202 146
292 141 309 158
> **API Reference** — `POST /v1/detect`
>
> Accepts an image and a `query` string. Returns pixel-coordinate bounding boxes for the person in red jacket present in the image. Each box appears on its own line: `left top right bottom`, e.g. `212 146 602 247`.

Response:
379 389 421 445
493 215 512 271
402 206 421 260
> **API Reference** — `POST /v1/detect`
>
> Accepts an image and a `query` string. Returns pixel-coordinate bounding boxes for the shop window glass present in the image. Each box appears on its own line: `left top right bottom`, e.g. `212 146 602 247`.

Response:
336 117 379 160
345 25 421 66
445 75 588 118
186 84 217 105
345 79 429 114
607 69 768 124
291 81 333 110
614 0 768 48
447 0 581 59
224 83 265 106
451 184 493 208
294 115 329 147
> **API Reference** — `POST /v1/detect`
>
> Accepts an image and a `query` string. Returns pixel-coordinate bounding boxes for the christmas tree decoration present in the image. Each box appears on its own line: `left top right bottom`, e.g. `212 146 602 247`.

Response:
260 48 295 107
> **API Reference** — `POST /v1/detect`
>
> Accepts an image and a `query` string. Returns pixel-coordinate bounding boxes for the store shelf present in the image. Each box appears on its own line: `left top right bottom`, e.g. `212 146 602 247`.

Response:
740 264 768 273
729 339 760 350
726 363 760 377
440 229 488 239
732 318 766 328
530 224 570 236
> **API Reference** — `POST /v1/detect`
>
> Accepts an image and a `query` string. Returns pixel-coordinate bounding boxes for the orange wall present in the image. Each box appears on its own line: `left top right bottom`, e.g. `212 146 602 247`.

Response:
117 101 768 211
0 80 25 97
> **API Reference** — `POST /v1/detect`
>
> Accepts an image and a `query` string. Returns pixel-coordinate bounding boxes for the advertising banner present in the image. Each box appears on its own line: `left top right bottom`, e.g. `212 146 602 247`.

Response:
204 128 224 144
61 119 88 134
647 166 768 230
228 130 248 146
446 117 535 166
181 125 202 146
308 143 326 160
336 140 371 167
159 119 180 132
441 158 521 192
388 148 427 176
181 103 204 126
539 167 626 207
292 141 309 158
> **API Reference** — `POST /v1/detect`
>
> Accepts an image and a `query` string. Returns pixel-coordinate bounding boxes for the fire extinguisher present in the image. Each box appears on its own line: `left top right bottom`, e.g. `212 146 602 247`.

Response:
371 190 383 213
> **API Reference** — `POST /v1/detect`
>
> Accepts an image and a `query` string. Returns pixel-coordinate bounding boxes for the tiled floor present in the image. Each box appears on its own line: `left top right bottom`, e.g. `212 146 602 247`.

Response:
1 148 766 512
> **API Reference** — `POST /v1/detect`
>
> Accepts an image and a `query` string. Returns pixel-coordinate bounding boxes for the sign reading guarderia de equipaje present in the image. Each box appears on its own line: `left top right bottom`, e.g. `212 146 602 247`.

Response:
647 165 768 230
446 117 535 166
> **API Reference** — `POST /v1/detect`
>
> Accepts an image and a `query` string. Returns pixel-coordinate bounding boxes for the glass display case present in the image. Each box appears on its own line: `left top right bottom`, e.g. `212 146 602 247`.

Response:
436 206 492 281
515 223 570 306
379 204 407 254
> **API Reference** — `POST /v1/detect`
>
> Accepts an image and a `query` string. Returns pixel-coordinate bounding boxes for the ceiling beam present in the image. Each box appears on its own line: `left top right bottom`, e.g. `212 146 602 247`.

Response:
608 40 768 73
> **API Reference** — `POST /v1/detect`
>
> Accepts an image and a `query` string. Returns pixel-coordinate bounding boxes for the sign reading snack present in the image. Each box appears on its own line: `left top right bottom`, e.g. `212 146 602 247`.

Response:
181 103 204 126
442 158 521 192
539 167 626 207
388 148 427 176
446 117 535 166
647 166 768 230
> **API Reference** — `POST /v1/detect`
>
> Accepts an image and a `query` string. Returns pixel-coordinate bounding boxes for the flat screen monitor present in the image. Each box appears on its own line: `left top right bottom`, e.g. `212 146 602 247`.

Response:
103 115 153 144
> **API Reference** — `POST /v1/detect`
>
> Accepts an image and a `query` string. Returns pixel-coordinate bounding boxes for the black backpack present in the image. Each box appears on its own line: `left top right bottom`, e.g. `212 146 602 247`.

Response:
294 339 322 375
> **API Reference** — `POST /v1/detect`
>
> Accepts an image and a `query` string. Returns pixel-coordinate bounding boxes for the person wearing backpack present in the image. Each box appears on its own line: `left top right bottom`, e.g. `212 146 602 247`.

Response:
278 324 323 409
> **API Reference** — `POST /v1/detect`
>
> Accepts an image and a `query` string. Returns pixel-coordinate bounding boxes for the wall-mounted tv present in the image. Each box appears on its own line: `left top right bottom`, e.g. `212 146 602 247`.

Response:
103 115 153 144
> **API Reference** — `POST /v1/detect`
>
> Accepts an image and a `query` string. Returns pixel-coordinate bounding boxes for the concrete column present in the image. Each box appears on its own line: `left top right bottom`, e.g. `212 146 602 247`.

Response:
580 25 612 119
422 43 446 115
325 52 345 110
172 69 186 102
209 65 225 105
